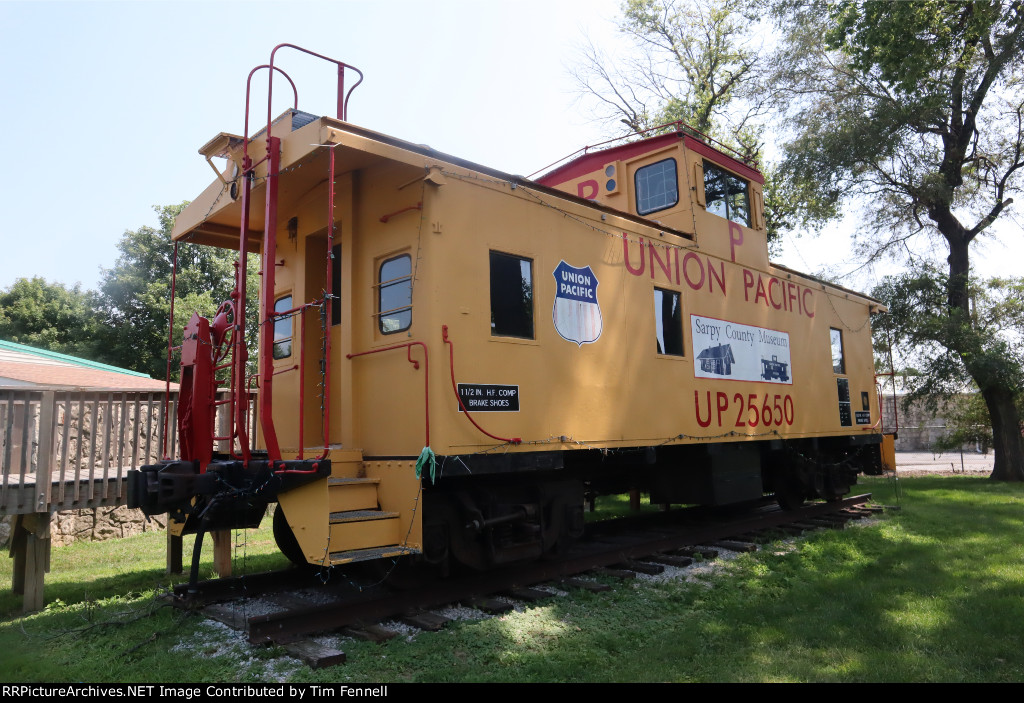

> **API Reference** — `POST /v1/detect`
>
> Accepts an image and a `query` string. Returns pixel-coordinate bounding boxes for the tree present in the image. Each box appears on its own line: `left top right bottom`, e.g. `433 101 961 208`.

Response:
874 272 1024 463
0 277 100 358
574 0 762 142
572 0 802 248
93 203 257 380
932 392 995 455
772 1 1024 481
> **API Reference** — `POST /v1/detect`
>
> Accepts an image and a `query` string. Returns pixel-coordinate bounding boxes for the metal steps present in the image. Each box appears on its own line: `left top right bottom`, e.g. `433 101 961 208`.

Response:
328 545 420 565
328 477 380 512
329 509 399 522
324 456 418 560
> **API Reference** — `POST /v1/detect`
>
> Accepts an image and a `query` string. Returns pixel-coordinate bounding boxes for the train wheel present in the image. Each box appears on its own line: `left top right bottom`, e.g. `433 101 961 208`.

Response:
823 479 846 503
272 506 307 567
775 475 805 511
822 464 851 502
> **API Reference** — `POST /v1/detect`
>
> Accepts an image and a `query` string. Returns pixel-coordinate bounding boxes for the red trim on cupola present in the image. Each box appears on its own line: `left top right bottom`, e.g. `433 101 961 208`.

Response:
537 133 682 186
536 131 764 188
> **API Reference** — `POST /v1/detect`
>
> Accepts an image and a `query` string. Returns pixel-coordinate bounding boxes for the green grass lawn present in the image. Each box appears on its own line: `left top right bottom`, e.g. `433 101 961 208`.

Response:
1 474 1022 682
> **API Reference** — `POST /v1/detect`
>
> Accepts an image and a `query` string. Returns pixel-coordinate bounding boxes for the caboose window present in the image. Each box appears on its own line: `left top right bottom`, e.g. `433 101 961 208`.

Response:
635 158 679 215
490 251 534 339
273 295 293 359
703 161 751 227
654 288 684 356
378 254 412 334
830 328 845 374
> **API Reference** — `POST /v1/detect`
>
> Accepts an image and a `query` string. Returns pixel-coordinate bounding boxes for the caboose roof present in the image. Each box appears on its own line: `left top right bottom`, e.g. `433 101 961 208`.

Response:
535 128 765 188
172 113 700 249
171 111 885 312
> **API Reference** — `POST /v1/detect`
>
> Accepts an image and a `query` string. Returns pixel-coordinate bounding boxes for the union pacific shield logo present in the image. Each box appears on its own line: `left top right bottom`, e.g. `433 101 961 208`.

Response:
552 261 602 346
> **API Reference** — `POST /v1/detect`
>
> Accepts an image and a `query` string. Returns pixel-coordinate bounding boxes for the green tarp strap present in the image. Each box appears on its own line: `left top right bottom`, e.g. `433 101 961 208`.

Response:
415 446 437 484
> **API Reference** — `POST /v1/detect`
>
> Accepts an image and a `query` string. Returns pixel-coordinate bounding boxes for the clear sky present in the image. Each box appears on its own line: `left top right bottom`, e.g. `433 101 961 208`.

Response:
1 0 1020 297
0 0 625 291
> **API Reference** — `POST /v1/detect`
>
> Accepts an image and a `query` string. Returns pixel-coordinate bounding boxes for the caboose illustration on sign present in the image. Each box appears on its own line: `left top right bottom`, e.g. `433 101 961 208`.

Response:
762 355 790 382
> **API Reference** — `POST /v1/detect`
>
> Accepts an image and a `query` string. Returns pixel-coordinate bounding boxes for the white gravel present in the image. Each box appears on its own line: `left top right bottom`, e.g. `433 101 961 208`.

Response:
632 547 743 586
171 619 304 681
184 508 879 672
435 603 492 622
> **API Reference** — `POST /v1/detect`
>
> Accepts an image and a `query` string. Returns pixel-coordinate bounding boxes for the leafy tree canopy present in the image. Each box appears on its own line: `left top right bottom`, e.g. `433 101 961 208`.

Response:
0 277 100 358
773 0 1023 287
875 272 1024 397
572 0 798 247
772 0 1024 481
93 203 256 380
930 392 1010 455
618 0 760 139
0 205 258 383
873 268 1024 479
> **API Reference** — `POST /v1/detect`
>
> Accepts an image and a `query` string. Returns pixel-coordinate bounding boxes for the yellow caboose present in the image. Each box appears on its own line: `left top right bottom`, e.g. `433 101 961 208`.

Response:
130 46 886 573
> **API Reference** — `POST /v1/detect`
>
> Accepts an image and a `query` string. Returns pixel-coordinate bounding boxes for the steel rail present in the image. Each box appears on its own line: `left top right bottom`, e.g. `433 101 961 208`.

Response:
234 494 874 644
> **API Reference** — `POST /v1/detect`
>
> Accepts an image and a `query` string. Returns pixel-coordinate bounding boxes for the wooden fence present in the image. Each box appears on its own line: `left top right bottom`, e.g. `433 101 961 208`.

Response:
0 387 256 516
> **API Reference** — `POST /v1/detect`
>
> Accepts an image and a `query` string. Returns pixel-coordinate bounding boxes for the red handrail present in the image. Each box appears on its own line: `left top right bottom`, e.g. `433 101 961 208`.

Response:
347 342 430 447
248 46 364 465
442 325 521 445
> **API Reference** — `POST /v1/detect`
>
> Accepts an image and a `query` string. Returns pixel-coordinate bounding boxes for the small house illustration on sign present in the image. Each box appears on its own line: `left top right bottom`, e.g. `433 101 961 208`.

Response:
697 343 735 376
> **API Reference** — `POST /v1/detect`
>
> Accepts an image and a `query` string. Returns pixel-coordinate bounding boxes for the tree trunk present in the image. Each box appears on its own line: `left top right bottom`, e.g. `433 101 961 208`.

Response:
943 225 972 315
936 218 1023 481
980 385 1024 482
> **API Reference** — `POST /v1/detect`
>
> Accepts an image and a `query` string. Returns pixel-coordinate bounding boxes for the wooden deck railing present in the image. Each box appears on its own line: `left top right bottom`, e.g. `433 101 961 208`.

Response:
0 387 256 516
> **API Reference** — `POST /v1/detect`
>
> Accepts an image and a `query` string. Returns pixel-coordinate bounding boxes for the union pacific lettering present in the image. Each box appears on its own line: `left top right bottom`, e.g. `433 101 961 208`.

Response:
621 235 815 319
623 236 725 295
559 269 596 300
742 270 814 318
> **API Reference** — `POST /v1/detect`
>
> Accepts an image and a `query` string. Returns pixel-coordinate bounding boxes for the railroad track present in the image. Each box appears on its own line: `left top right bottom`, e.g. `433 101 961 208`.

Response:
173 494 881 668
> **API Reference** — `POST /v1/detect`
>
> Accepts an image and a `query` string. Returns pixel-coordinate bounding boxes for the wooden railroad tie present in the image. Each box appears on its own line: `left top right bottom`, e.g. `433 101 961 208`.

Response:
283 640 346 669
342 624 398 643
611 560 665 576
592 566 637 580
468 596 515 614
400 611 450 631
646 554 694 568
502 586 556 603
708 539 758 553
559 578 612 593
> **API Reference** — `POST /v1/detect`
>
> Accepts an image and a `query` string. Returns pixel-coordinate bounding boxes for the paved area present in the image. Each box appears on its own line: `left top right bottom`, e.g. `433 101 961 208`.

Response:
894 450 993 475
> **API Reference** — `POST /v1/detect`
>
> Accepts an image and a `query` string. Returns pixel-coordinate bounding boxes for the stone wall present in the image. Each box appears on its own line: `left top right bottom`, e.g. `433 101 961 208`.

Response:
880 391 986 453
0 507 166 549
50 506 168 547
